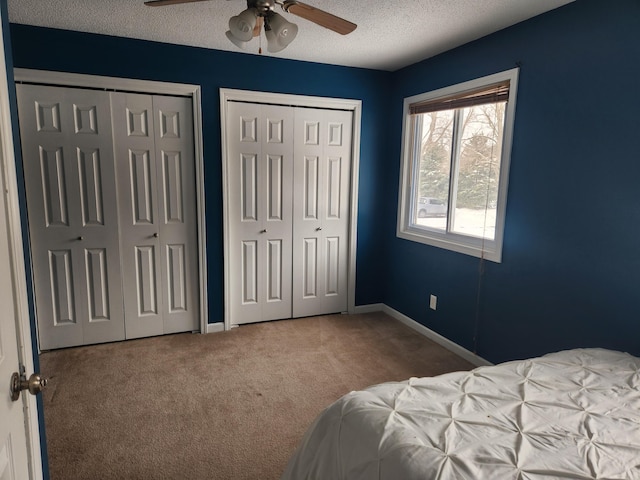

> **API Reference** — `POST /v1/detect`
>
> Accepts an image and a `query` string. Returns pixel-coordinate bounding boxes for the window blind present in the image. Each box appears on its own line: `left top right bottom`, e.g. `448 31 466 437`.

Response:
409 80 510 115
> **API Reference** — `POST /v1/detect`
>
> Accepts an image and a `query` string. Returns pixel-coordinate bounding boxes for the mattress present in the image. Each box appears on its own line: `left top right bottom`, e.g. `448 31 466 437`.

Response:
281 348 640 480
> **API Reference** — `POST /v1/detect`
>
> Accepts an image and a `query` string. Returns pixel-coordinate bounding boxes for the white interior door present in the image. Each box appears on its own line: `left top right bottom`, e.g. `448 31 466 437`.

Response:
292 108 352 317
0 137 32 480
17 85 125 350
227 101 294 325
111 92 199 338
0 29 42 475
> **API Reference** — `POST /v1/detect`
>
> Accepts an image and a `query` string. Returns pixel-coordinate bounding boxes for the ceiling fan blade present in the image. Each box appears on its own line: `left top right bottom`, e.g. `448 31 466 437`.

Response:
144 0 214 6
282 1 356 35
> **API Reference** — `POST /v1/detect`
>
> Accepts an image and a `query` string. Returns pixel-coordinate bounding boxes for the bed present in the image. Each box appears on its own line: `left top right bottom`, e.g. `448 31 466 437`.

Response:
281 348 640 480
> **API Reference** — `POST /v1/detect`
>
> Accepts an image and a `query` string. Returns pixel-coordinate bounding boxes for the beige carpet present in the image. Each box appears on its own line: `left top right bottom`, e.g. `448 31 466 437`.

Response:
39 312 475 480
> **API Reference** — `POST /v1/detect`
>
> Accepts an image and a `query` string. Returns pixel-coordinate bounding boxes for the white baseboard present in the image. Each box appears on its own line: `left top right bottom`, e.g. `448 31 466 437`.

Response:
206 322 225 334
352 303 386 314
353 303 492 367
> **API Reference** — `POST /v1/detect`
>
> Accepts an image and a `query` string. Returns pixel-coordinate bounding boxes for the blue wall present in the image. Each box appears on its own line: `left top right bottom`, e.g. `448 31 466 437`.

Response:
9 0 640 367
7 1 640 475
385 0 640 363
9 24 391 323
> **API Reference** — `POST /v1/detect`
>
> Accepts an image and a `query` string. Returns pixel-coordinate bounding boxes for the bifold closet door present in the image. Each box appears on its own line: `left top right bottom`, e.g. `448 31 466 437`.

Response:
226 101 294 325
16 84 125 350
111 92 199 339
292 108 352 318
226 101 353 326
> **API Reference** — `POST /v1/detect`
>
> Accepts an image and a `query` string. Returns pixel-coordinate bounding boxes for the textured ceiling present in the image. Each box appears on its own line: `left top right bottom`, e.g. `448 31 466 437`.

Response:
7 0 574 71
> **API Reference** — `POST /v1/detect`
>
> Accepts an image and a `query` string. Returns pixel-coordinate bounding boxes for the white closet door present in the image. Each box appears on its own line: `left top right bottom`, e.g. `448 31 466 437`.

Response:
152 95 199 334
111 93 163 338
292 108 352 318
17 84 125 349
227 102 294 325
111 92 198 338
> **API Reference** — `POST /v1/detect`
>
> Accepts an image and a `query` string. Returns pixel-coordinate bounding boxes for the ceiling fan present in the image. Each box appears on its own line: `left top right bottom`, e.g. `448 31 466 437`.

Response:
144 0 357 53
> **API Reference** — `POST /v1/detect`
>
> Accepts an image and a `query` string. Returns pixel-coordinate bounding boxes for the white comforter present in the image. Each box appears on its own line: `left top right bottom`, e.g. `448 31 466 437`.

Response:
282 349 640 480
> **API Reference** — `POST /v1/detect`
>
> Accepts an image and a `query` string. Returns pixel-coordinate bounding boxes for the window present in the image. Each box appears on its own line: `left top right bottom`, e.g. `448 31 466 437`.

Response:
397 68 519 262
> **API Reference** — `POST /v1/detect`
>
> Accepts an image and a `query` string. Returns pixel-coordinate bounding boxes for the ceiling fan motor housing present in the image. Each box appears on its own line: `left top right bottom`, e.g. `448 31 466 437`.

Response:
249 0 276 16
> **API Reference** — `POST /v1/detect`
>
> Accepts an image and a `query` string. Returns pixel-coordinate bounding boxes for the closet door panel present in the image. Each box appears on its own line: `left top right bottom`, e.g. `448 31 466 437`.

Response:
113 92 199 338
242 240 259 305
317 111 351 315
293 108 352 318
261 108 293 322
17 85 125 349
135 244 159 316
152 95 199 334
85 247 111 321
111 92 164 339
227 102 293 325
48 249 75 326
166 244 187 312
228 104 263 324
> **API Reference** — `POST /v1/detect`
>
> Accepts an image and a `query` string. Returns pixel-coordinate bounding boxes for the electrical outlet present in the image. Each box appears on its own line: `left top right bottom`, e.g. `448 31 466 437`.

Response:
429 294 437 310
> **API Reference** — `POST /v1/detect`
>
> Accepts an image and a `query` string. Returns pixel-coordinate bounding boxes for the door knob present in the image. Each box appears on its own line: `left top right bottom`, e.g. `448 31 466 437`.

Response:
316 227 322 231
153 233 159 238
10 372 48 402
259 229 267 234
77 236 84 241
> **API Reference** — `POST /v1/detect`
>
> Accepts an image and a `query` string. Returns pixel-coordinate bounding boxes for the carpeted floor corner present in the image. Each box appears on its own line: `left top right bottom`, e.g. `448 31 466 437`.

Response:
39 312 475 480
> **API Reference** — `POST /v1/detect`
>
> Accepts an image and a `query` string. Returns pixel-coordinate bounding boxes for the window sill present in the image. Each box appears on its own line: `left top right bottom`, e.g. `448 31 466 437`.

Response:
396 226 502 263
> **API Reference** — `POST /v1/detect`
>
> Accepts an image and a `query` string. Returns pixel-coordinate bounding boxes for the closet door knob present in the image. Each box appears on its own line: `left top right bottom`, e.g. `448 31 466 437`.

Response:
315 227 322 232
77 236 84 241
259 229 267 234
153 233 159 238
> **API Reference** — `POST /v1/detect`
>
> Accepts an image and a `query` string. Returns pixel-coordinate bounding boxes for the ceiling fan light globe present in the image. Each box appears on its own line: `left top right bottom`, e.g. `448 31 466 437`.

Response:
265 30 284 53
226 30 248 50
266 13 298 52
229 8 258 42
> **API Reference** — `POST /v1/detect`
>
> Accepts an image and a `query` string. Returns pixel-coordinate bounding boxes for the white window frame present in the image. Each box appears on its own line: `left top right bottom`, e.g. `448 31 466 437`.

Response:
397 68 519 263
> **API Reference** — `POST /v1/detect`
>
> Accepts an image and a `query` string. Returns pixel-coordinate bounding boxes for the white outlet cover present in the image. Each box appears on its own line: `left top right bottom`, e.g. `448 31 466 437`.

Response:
430 295 437 310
